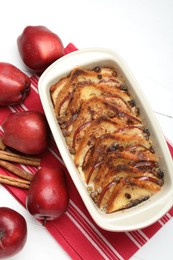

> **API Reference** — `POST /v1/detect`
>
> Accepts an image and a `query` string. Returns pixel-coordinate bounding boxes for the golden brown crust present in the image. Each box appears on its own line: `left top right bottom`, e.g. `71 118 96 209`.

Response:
50 66 164 214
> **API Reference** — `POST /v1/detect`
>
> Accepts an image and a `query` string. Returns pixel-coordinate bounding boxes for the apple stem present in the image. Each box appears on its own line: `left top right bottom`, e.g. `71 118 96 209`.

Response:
42 217 47 226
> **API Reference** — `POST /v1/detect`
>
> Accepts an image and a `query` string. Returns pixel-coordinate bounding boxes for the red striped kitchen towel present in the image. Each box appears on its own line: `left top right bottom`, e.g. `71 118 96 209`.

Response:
0 43 173 260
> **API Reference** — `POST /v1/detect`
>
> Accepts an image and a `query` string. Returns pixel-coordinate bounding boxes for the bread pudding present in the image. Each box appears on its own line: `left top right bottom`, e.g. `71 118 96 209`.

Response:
50 66 164 213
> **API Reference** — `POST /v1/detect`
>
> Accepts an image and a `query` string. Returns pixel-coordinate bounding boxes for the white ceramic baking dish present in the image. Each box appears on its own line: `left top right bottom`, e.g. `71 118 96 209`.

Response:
38 48 173 231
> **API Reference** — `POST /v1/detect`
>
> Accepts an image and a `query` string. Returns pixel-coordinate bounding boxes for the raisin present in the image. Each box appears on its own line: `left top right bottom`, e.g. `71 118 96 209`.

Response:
157 169 164 179
128 99 135 107
143 128 150 135
108 143 120 152
120 85 128 91
125 193 131 199
97 74 102 79
93 66 101 73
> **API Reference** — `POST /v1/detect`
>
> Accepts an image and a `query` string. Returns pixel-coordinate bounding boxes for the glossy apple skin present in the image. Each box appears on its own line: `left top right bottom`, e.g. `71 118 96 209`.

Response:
0 62 31 106
26 167 69 221
0 207 27 259
17 25 65 73
1 111 49 155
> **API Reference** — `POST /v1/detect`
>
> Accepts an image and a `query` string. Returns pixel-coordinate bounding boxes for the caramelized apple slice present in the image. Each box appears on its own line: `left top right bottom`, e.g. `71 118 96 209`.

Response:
65 96 141 151
97 177 161 213
53 66 121 117
74 118 121 167
82 126 152 175
64 81 137 122
50 77 69 107
94 161 162 194
87 147 157 185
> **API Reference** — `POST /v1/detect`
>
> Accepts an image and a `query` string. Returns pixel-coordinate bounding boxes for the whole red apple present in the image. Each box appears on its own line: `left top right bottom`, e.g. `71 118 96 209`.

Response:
17 25 65 73
1 111 49 155
26 167 69 223
0 62 30 106
0 207 27 259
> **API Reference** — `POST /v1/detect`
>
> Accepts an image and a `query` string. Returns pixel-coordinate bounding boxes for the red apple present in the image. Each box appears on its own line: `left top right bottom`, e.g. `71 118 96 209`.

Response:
1 111 49 155
0 207 27 259
0 62 30 106
17 25 65 73
26 167 69 223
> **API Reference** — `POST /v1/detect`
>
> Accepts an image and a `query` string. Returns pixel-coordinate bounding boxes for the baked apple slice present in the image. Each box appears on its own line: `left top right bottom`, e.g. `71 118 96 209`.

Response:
51 66 122 117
